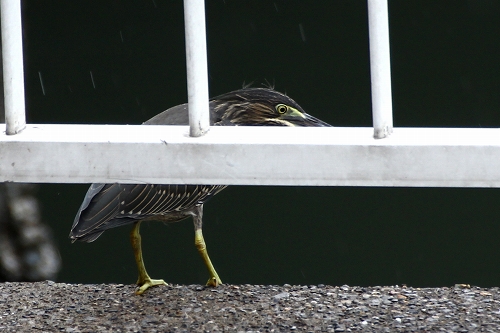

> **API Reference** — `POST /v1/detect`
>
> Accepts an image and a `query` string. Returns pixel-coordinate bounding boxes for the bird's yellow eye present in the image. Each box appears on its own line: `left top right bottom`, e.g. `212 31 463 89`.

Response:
276 104 288 114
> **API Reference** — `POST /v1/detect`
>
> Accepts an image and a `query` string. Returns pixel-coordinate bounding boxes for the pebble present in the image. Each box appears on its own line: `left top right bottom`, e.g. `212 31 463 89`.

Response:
1 282 500 332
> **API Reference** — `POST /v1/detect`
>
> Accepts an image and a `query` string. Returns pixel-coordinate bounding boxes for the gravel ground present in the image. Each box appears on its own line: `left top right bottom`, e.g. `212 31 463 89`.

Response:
1 282 499 332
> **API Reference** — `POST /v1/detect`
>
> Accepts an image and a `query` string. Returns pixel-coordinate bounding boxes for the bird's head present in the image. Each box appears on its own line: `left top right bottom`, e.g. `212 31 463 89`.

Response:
211 88 332 127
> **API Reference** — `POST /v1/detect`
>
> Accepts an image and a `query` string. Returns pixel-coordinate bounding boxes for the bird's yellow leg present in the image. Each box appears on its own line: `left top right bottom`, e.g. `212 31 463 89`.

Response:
192 205 222 286
130 222 167 294
195 228 222 287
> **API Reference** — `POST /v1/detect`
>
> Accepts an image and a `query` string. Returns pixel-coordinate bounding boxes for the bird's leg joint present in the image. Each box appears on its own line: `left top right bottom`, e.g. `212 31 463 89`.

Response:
194 229 206 251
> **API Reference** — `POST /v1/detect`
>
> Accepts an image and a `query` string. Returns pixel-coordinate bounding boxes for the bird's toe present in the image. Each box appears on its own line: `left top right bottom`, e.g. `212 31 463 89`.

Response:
135 278 168 295
205 276 222 287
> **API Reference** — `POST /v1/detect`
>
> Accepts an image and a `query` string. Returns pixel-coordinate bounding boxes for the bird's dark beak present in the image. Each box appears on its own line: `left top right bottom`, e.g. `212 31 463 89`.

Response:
291 112 332 127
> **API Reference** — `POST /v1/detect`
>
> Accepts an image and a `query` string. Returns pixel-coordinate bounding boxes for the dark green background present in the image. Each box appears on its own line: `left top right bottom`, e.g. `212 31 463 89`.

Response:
21 1 500 287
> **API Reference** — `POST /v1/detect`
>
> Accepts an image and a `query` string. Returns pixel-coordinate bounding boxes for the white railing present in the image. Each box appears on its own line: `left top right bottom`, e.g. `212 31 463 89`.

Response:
1 0 25 135
368 0 393 139
1 125 500 187
1 0 499 188
183 0 210 137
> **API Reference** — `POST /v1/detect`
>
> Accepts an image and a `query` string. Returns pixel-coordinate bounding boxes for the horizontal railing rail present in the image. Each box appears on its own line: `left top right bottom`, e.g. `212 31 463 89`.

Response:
1 124 499 187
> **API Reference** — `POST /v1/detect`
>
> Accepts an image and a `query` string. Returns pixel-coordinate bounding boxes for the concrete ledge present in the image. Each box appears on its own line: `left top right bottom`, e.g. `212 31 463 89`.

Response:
0 282 499 332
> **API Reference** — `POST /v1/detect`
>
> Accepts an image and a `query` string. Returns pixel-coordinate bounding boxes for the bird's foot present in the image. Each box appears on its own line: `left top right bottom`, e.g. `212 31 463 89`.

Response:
135 278 167 295
206 276 222 287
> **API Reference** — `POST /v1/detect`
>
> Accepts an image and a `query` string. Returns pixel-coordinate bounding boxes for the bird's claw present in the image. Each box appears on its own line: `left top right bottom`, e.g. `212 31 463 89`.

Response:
135 278 167 295
206 276 222 287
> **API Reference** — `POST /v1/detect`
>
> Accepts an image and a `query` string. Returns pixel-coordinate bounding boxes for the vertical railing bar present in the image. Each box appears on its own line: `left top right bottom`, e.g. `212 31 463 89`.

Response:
183 0 210 137
367 0 393 139
1 0 26 135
